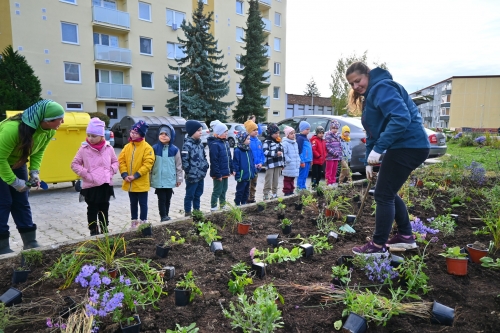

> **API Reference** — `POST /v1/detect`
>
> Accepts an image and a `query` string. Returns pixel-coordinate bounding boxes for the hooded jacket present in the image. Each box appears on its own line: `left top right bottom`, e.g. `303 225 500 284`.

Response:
325 131 342 161
118 139 155 192
296 133 313 163
71 141 118 189
362 68 430 163
310 134 326 165
151 124 183 188
249 136 265 167
207 136 233 179
281 137 300 177
233 147 256 182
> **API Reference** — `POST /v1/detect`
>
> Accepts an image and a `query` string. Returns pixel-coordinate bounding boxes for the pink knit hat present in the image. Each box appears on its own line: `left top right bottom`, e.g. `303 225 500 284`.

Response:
284 126 295 137
87 117 105 136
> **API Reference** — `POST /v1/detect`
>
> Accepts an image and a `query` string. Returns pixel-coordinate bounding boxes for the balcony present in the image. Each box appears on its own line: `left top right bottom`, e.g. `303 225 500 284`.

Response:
440 115 450 121
92 6 130 30
440 102 450 108
264 44 271 58
424 116 433 122
96 82 133 101
94 44 132 67
262 95 270 108
262 71 270 83
258 0 271 10
262 18 271 34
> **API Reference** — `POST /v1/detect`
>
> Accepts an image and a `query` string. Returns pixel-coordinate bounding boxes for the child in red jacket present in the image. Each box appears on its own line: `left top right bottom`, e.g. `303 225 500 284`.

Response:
310 126 326 188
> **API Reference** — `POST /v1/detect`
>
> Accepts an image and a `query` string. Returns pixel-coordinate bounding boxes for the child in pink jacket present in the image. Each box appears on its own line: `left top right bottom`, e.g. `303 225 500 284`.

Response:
71 118 118 236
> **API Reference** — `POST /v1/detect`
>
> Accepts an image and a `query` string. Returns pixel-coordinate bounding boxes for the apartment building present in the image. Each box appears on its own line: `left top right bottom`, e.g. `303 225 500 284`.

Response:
0 0 287 125
410 75 500 131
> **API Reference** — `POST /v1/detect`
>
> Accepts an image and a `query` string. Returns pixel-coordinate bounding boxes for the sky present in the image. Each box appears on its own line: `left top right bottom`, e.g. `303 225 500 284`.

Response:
285 0 500 96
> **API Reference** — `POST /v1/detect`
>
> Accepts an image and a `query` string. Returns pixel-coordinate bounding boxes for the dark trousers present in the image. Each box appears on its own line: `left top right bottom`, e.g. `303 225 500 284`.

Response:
0 164 33 233
156 188 173 218
85 199 109 233
184 180 204 213
235 181 250 205
311 164 323 187
128 192 148 221
211 178 228 208
372 148 430 245
283 176 295 194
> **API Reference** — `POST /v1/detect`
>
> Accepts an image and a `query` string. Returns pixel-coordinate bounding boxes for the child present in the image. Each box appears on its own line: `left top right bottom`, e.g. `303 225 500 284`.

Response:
233 131 256 205
118 120 155 228
339 125 353 183
296 121 312 190
243 120 265 203
207 121 233 211
281 126 300 196
181 120 209 217
325 120 342 187
71 117 118 236
262 123 284 200
151 124 183 222
310 126 326 188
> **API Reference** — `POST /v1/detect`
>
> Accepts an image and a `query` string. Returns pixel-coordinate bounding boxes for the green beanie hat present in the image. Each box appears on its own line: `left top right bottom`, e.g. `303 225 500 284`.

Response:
22 100 65 129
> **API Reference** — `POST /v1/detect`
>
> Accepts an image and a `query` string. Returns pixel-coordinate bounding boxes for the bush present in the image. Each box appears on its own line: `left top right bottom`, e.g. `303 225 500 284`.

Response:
88 111 110 127
458 135 474 147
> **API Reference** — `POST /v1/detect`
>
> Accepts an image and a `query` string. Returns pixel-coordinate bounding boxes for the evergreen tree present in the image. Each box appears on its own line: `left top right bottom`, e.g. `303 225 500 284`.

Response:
304 77 321 97
165 0 232 123
232 0 270 124
0 45 42 120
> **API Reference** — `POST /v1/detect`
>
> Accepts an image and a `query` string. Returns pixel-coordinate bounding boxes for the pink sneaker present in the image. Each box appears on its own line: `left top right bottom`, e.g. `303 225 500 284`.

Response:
352 241 387 257
386 234 417 249
130 219 140 229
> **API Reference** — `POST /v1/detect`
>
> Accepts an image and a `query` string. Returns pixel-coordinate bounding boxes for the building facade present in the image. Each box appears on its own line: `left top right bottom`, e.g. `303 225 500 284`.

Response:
286 94 333 118
0 0 286 125
410 75 500 131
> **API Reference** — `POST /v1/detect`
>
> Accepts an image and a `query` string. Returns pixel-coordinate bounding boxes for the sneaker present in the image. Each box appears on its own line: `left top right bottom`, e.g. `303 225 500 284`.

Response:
246 199 256 204
332 183 339 188
130 219 140 229
263 195 269 200
221 205 230 211
160 216 171 222
210 207 218 212
271 194 278 199
185 212 192 217
284 192 293 196
386 233 417 249
352 241 388 257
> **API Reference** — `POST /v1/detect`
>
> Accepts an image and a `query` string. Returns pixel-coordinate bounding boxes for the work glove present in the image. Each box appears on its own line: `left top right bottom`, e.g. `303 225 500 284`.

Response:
367 150 381 165
29 170 41 186
11 178 30 192
300 163 305 168
365 165 374 181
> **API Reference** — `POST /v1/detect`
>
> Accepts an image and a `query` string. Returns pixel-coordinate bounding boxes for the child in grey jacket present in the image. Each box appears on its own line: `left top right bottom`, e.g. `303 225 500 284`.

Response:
281 126 300 196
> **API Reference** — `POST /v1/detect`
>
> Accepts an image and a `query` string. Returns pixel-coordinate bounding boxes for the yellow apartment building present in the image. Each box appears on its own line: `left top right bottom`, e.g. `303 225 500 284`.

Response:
0 0 287 126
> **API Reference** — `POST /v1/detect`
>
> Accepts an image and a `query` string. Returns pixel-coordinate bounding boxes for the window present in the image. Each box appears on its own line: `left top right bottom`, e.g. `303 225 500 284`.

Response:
140 37 152 55
167 42 185 59
60 0 76 4
278 118 301 132
64 62 81 83
93 33 118 47
236 82 242 96
273 87 280 99
66 103 82 110
236 55 244 69
61 22 78 44
142 106 154 112
440 107 450 116
141 72 153 89
138 2 151 21
236 27 244 43
167 74 178 91
95 69 124 84
202 0 207 4
93 0 116 9
305 117 329 133
274 12 281 26
273 111 280 116
274 37 281 51
273 62 281 75
166 9 185 27
236 1 243 14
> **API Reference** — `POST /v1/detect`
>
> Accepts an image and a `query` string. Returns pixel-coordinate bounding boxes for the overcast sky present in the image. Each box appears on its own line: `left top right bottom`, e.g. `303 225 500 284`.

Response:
285 0 500 96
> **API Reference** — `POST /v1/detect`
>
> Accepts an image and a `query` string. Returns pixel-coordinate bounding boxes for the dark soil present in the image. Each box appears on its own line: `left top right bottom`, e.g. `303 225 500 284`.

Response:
1 181 500 333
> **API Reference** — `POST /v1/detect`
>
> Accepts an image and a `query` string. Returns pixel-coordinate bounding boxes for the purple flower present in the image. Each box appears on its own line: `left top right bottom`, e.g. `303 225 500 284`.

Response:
430 237 438 243
98 267 105 273
442 244 447 249
474 136 486 144
101 276 111 286
89 272 102 288
363 254 398 283
295 305 299 309
249 247 256 258
46 318 53 328
411 217 439 235
453 132 462 139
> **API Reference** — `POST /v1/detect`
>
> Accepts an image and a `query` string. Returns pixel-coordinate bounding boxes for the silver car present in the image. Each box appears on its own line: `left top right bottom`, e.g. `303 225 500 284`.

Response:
425 128 447 157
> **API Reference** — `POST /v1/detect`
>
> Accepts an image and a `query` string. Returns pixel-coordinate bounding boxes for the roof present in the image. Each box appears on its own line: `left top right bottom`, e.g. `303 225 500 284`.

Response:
411 75 500 95
287 94 332 107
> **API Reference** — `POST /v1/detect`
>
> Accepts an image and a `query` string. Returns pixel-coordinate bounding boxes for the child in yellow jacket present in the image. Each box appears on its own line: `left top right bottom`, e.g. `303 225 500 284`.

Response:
118 121 155 229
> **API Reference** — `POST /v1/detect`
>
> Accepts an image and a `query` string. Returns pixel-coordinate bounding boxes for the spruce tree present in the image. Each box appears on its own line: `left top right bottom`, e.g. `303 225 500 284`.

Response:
232 0 270 123
0 45 42 120
165 0 232 123
304 77 321 97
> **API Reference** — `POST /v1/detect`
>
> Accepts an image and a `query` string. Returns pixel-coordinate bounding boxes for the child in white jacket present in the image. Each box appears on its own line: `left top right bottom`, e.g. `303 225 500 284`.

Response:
281 126 300 196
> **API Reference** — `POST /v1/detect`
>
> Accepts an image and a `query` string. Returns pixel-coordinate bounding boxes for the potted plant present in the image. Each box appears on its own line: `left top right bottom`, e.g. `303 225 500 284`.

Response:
225 204 251 235
324 195 351 219
280 218 292 235
439 246 468 275
156 229 185 258
466 241 489 263
274 198 286 220
257 201 267 212
138 222 152 236
301 192 318 213
174 270 203 306
120 315 141 333
13 249 42 284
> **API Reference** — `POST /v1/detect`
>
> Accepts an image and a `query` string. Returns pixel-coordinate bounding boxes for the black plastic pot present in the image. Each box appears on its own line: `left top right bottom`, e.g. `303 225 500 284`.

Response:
368 189 375 196
337 256 354 269
0 287 22 306
267 234 280 247
141 226 152 236
328 231 339 242
390 255 405 268
156 245 170 258
311 218 318 226
12 268 30 284
450 214 459 223
210 241 223 253
252 262 267 279
282 225 292 235
353 194 360 202
332 277 346 287
174 288 191 306
346 215 356 224
277 213 285 220
60 296 77 319
294 203 303 211
162 266 175 280
300 244 314 258
430 301 455 326
257 205 265 212
120 315 142 333
343 312 367 333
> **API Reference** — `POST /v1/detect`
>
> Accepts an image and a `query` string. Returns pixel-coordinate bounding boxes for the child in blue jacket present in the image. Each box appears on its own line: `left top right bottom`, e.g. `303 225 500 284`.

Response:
244 120 265 203
296 121 313 190
233 131 256 206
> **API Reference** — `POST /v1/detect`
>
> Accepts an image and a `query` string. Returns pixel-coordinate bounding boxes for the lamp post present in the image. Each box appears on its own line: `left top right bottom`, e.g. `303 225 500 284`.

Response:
311 94 314 114
177 63 181 117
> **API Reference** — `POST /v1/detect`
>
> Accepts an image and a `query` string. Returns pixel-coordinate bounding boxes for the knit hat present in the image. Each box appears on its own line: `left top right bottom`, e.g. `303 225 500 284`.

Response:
315 126 325 134
341 125 351 142
330 120 341 129
131 120 149 137
213 121 228 136
159 125 172 138
22 100 65 130
244 120 258 133
283 126 295 137
299 121 311 132
86 117 105 136
236 131 249 144
266 123 279 135
186 120 202 137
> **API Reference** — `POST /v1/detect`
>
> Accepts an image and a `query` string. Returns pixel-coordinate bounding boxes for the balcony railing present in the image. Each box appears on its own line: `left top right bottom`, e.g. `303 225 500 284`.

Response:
262 71 270 83
96 82 133 100
94 44 131 65
262 95 270 108
92 6 130 29
259 0 271 6
258 0 271 9
262 18 271 33
264 45 271 57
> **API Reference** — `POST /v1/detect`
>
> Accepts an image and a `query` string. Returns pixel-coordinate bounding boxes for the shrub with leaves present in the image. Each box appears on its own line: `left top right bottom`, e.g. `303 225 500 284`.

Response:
428 215 456 237
251 246 303 264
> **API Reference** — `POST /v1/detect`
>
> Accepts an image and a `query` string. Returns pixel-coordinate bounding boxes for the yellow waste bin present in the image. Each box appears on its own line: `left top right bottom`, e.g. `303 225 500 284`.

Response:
5 111 90 185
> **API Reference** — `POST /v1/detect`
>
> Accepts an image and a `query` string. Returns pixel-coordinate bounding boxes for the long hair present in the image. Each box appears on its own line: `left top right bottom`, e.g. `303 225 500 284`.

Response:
346 62 370 115
8 114 36 169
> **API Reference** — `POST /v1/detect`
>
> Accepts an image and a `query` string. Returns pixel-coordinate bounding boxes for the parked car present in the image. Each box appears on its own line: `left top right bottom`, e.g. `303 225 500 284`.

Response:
184 121 210 147
110 122 125 147
105 128 115 147
425 128 447 157
209 121 246 148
